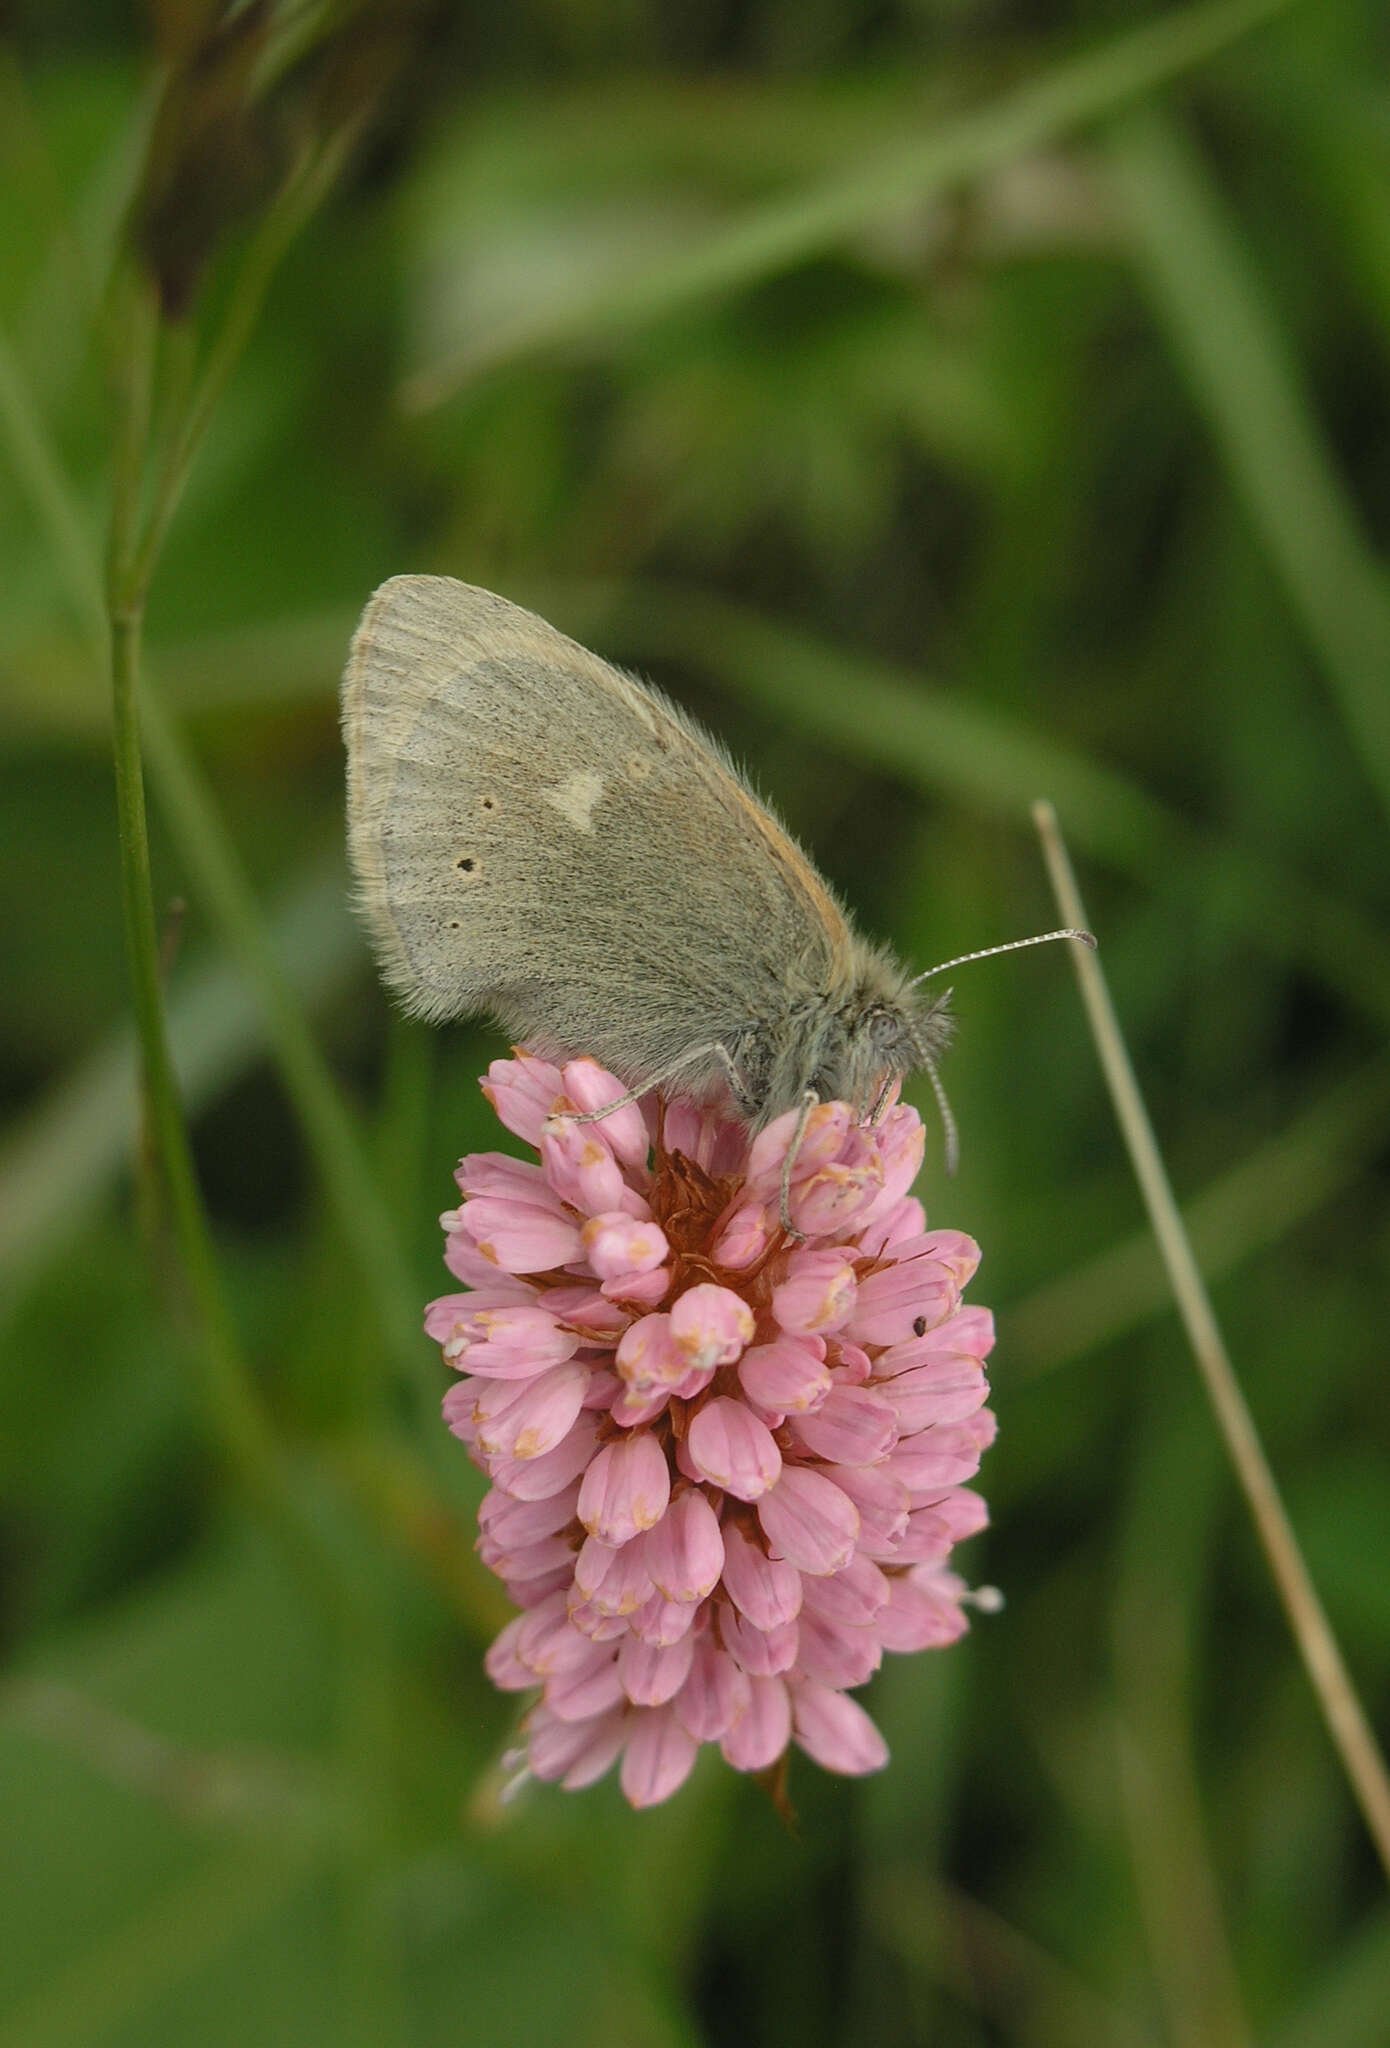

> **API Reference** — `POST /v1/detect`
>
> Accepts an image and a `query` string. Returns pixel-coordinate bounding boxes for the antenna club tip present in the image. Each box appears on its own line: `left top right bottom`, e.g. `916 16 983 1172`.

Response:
1073 929 1098 951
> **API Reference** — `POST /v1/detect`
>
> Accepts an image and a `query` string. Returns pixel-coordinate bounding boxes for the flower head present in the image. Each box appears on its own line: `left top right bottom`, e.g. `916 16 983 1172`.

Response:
429 1051 996 1808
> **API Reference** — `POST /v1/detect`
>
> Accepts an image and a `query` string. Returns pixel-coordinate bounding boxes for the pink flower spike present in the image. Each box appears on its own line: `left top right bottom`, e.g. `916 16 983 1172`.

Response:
674 1640 751 1742
721 1675 792 1773
618 1629 697 1706
558 1059 652 1167
481 1053 565 1145
433 1053 996 1805
620 1706 701 1809
670 1283 755 1371
790 1385 899 1466
758 1466 859 1575
645 1489 725 1604
791 1680 889 1776
463 1196 583 1275
686 1398 782 1501
772 1249 858 1336
719 1520 804 1630
738 1336 832 1415
578 1433 671 1545
581 1211 669 1282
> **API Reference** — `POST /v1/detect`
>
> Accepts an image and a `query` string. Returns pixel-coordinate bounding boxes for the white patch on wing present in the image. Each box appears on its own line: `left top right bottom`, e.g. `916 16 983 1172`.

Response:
543 768 605 832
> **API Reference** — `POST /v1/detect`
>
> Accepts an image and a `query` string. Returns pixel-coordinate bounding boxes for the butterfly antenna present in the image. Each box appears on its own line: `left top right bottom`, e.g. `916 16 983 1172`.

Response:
907 926 1095 989
923 1052 959 1178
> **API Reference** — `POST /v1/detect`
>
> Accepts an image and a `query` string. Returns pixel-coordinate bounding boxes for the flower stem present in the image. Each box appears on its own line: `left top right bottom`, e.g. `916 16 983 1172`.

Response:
104 279 342 1598
1033 798 1390 1885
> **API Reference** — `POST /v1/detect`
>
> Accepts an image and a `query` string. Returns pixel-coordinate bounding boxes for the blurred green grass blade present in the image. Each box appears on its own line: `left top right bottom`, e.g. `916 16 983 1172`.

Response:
0 324 105 646
592 579 1390 1033
0 853 356 1308
403 0 1305 408
1008 1056 1390 1374
867 1867 1155 2048
137 686 429 1406
2 1850 314 2048
1113 1404 1250 2048
1272 1909 1390 2048
1109 106 1390 825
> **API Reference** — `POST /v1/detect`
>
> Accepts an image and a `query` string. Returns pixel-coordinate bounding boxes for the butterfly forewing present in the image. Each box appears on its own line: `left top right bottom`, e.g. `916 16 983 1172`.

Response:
342 577 850 1083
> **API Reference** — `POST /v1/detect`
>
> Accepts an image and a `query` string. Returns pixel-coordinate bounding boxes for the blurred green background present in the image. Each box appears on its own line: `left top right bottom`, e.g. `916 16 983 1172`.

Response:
3 1 1389 2043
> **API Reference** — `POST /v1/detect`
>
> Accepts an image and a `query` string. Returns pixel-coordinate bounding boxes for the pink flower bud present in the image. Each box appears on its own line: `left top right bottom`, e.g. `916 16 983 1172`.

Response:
719 1520 803 1630
615 1312 684 1390
581 1211 670 1281
877 1566 971 1651
620 1706 700 1808
790 1680 889 1776
674 1639 751 1742
758 1466 860 1575
721 1609 800 1677
559 1058 651 1167
685 1398 782 1500
527 1704 627 1790
720 1675 792 1772
474 1362 589 1460
772 1249 858 1336
481 1054 564 1145
645 1490 725 1604
540 1119 629 1217
789 1385 899 1466
578 1433 671 1545
670 1283 755 1370
618 1630 696 1706
738 1336 831 1416
463 1196 583 1274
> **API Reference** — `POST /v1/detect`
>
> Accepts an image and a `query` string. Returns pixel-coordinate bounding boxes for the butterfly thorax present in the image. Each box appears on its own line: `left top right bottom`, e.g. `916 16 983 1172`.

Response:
731 939 952 1127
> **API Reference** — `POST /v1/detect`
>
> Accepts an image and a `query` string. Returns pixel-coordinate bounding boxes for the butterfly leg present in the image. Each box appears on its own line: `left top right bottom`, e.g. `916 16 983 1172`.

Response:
779 1089 819 1240
561 1041 743 1126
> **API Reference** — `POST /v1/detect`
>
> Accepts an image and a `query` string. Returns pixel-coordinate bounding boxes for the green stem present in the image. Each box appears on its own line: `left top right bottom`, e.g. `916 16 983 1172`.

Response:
109 598 324 1574
1034 798 1390 1887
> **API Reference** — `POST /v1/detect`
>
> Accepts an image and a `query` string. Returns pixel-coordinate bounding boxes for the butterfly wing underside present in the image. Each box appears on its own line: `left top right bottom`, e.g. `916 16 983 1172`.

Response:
341 576 850 1086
